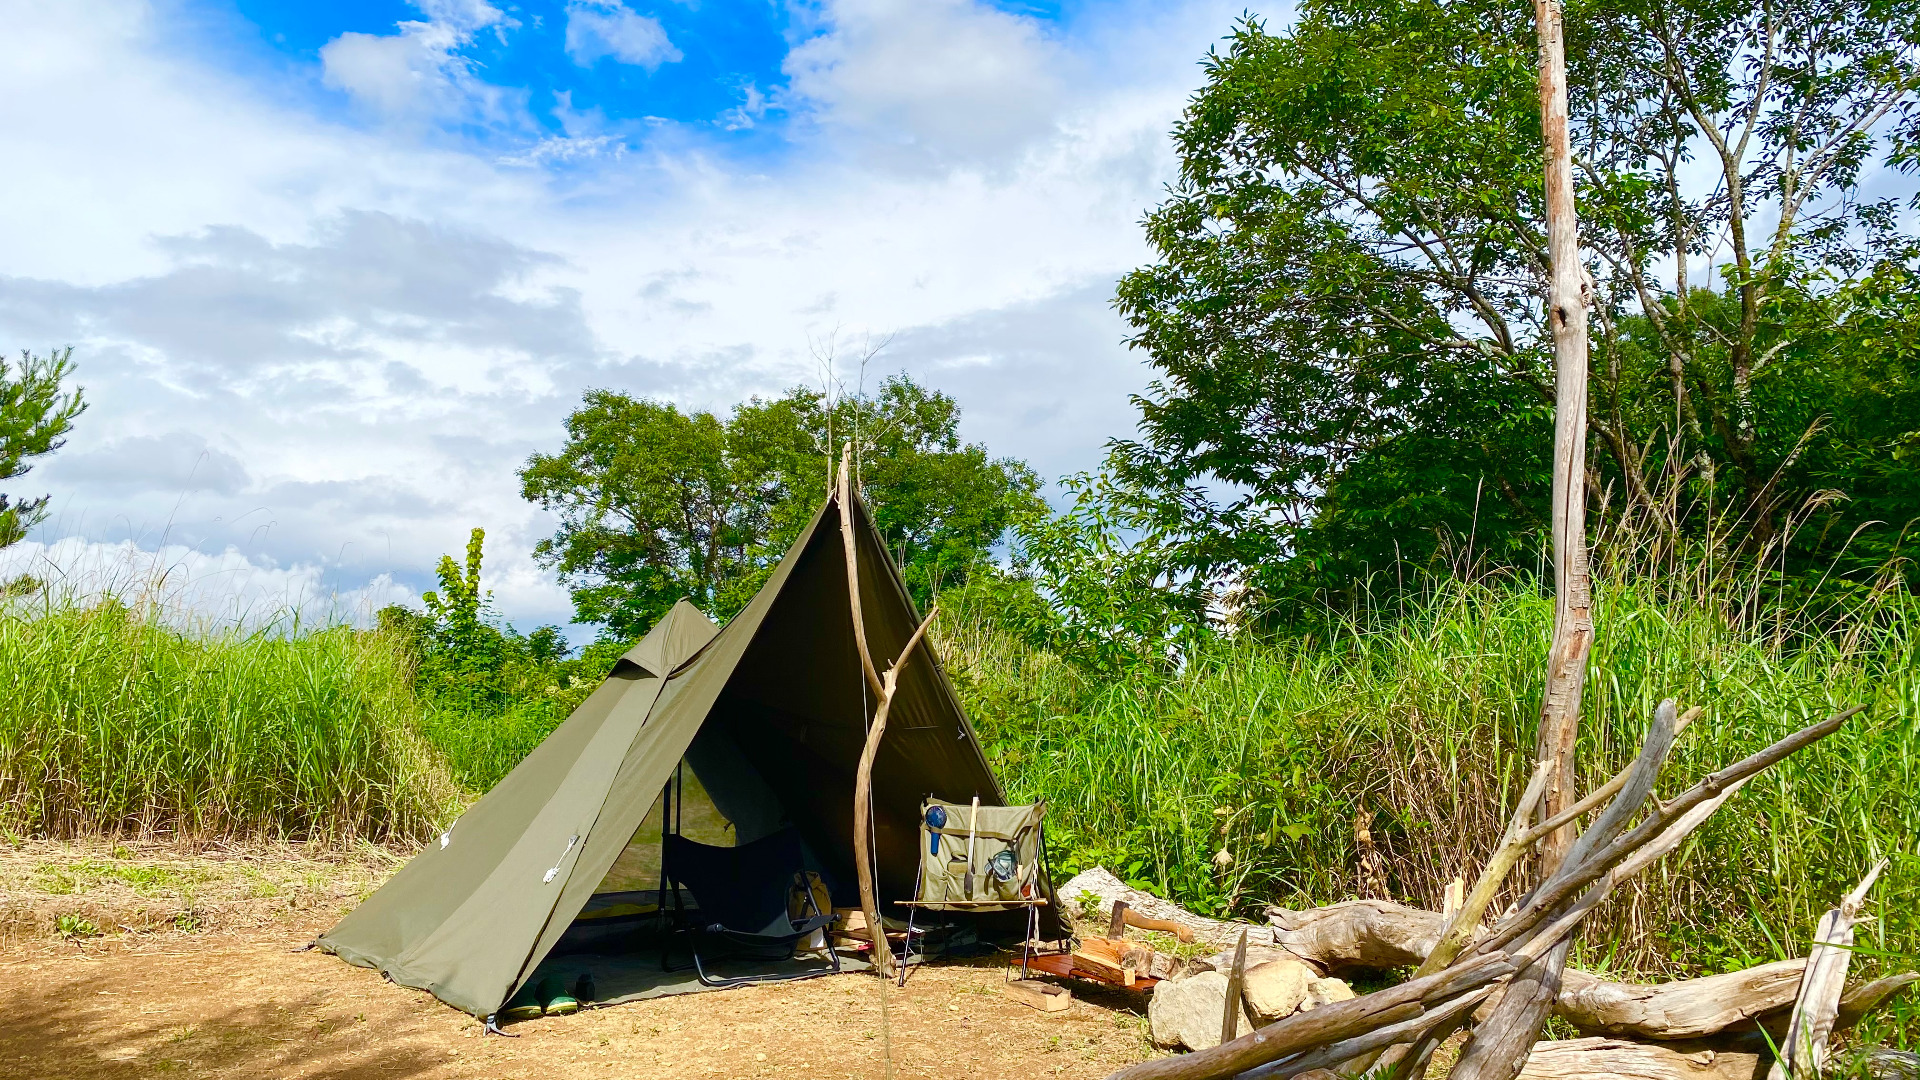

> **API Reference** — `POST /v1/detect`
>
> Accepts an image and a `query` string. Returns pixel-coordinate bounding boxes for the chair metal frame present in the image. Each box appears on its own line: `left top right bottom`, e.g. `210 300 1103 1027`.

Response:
655 763 841 987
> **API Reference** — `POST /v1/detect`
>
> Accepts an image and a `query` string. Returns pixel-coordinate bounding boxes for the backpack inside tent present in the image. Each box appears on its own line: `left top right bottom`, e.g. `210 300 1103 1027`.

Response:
317 485 1062 1019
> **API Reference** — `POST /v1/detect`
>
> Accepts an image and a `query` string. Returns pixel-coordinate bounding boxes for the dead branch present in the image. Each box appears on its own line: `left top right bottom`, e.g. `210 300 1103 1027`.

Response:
1238 987 1494 1080
849 602 936 980
1105 951 1518 1080
1516 1038 1767 1080
1768 861 1887 1080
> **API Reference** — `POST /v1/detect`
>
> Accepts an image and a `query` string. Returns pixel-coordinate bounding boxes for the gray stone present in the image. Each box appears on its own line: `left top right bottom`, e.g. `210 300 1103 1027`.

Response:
1148 970 1252 1051
1298 975 1356 1012
1243 957 1316 1023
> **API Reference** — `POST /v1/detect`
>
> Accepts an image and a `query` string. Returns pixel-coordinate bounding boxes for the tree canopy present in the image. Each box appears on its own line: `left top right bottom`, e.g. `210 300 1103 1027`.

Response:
520 374 1042 639
1110 0 1920 618
0 349 86 549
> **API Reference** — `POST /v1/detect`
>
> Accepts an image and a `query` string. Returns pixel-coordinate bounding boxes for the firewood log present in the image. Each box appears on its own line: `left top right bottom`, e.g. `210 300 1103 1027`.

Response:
1515 1037 1767 1080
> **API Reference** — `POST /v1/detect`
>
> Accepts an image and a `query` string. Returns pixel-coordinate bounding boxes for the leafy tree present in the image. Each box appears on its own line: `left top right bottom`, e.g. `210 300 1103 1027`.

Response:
379 527 575 709
0 349 86 548
521 374 1042 639
1110 0 1920 616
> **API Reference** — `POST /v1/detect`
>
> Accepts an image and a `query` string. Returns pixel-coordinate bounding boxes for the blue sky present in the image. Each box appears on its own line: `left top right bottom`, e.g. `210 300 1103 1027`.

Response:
0 0 1252 634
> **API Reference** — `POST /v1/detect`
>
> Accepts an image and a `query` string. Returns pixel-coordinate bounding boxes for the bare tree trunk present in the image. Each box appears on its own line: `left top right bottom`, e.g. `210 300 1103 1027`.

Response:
1530 0 1593 888
1450 5 1591 1078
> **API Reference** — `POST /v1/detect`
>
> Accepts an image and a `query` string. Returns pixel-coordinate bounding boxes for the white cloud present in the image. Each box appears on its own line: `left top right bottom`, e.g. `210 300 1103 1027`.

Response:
321 0 519 122
782 0 1066 167
565 1 682 69
0 537 417 631
497 134 628 168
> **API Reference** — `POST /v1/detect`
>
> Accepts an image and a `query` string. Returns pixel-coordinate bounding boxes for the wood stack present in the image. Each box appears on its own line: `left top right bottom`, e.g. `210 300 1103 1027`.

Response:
1064 702 1916 1080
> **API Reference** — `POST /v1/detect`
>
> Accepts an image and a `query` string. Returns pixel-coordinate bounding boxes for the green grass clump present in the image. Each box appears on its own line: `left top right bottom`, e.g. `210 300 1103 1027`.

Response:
942 577 1919 984
0 597 457 842
418 697 570 791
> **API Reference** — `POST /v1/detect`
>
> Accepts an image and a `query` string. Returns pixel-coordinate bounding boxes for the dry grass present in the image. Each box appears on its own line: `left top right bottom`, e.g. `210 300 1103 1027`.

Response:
0 838 407 944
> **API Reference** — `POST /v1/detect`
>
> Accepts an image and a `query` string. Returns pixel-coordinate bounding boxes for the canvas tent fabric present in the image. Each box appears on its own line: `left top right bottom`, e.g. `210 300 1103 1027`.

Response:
318 489 1059 1019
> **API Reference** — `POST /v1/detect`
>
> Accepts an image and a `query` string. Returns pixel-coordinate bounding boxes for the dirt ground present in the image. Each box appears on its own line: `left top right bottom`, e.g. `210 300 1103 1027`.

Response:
0 841 1155 1079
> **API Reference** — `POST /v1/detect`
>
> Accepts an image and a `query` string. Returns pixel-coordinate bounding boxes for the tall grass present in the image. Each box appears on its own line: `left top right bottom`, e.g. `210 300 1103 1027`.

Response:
0 597 457 842
940 577 1920 985
418 698 570 791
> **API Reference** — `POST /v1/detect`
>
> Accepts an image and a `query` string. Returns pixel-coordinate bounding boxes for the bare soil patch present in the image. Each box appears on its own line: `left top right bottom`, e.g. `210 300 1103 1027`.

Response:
1 841 1155 1079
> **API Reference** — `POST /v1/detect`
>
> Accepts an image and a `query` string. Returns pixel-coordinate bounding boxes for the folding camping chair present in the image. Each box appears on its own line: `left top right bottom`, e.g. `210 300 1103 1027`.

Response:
659 826 841 987
895 798 1053 985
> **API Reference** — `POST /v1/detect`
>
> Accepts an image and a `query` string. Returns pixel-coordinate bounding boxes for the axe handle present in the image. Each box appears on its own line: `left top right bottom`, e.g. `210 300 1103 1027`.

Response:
1122 909 1196 943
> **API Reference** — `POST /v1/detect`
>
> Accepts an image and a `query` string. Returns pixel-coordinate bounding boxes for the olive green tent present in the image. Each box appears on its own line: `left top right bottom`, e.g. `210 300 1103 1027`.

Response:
318 487 1058 1018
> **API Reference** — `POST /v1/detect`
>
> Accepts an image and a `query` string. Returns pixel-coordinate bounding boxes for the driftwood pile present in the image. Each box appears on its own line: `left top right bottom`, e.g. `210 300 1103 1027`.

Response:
1051 701 1914 1080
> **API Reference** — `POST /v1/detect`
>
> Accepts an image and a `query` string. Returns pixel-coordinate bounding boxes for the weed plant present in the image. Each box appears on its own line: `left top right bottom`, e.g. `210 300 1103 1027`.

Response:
0 595 456 842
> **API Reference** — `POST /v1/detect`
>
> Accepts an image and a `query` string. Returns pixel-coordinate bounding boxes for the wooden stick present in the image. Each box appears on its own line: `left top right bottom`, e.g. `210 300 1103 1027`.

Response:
837 447 886 701
1222 928 1249 1046
849 603 937 980
1415 761 1552 977
1418 703 1696 980
1239 987 1493 1080
1768 860 1887 1080
1520 706 1697 848
1472 706 1862 959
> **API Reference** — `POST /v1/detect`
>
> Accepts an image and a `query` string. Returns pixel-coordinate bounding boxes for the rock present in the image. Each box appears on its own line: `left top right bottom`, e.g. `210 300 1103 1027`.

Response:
1242 957 1316 1023
1298 976 1356 1012
1148 971 1251 1051
1192 944 1320 977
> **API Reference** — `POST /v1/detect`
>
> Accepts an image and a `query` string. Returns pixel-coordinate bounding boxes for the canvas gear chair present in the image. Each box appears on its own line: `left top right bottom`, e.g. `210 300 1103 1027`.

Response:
660 828 840 986
896 798 1052 983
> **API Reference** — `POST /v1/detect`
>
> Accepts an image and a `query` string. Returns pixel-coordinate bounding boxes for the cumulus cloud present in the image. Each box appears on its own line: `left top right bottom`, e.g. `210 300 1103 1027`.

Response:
783 0 1067 167
565 1 682 69
50 433 251 496
0 536 417 630
321 0 520 123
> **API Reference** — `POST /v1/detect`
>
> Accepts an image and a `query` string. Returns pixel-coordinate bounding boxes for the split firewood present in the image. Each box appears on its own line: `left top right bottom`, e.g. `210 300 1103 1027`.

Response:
1076 935 1158 987
1515 1037 1767 1080
1005 978 1072 1013
1768 861 1888 1080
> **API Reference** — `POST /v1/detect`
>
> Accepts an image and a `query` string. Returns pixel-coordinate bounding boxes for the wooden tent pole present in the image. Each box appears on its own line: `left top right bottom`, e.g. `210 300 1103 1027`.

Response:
839 447 886 701
851 606 938 980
